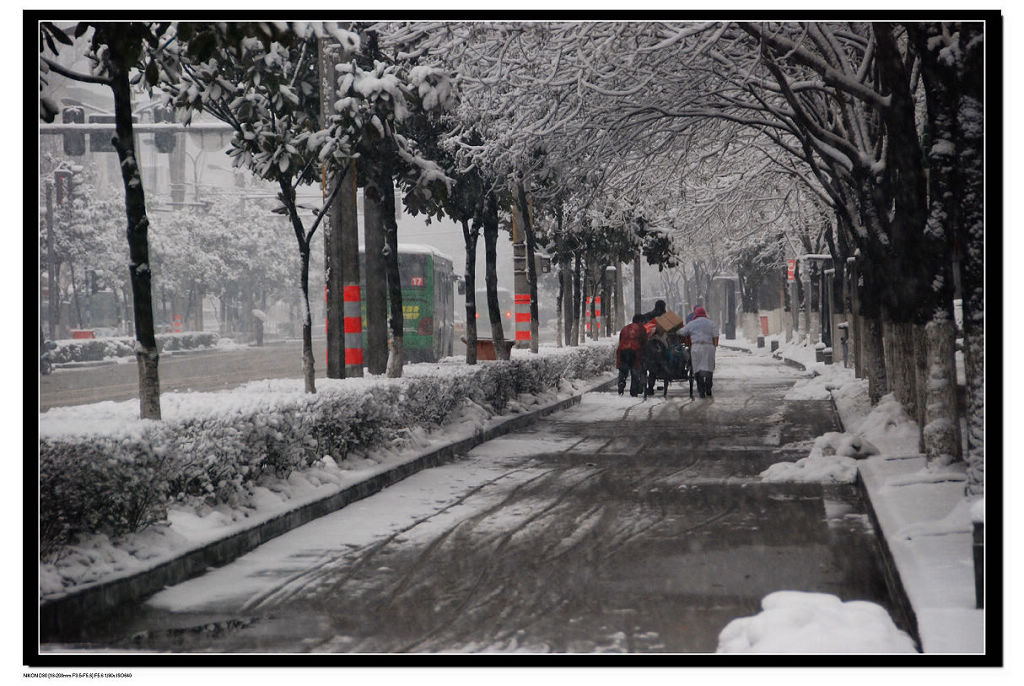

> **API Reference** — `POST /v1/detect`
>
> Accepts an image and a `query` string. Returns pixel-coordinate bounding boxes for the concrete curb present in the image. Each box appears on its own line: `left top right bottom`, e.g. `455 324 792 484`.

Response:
854 470 922 650
39 372 615 642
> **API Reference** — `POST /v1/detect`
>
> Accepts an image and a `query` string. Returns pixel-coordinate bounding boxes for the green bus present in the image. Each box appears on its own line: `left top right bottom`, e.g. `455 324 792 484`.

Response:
359 244 456 363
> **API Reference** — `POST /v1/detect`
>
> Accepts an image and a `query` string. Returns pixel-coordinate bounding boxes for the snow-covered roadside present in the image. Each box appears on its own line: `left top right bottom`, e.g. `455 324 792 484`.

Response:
39 344 615 600
717 330 983 654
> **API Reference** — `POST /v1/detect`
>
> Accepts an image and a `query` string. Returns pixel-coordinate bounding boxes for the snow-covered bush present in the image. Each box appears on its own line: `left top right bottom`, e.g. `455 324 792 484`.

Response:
39 343 615 556
39 433 172 559
48 332 220 364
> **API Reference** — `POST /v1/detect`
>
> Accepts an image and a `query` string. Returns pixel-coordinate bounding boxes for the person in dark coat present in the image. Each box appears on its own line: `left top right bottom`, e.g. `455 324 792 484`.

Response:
639 299 667 324
616 314 648 396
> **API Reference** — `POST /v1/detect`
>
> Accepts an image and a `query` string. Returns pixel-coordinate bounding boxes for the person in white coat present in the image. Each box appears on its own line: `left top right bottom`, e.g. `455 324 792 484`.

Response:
678 306 719 398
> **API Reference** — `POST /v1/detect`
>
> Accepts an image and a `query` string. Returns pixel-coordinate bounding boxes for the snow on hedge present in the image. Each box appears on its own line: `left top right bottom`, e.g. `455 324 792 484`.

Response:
46 332 221 364
39 342 615 596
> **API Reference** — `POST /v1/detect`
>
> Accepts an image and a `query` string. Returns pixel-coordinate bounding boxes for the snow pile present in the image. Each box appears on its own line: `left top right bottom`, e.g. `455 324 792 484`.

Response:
970 497 984 524
761 431 878 484
716 591 918 653
763 366 920 484
844 390 921 457
782 362 850 400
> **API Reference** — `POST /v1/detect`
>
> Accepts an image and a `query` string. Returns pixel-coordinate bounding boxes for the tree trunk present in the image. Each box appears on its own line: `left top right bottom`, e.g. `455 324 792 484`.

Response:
570 252 581 346
614 262 625 331
278 176 317 394
582 262 592 342
598 272 606 339
121 285 133 337
196 287 205 332
69 262 84 329
323 168 343 378
633 254 642 319
483 190 508 360
844 259 857 371
888 320 917 417
923 316 960 465
110 59 160 419
254 287 264 347
379 166 404 377
299 247 316 392
45 183 59 341
516 182 540 353
363 180 389 375
903 23 965 467
555 262 564 349
956 22 986 495
462 217 479 364
912 324 929 453
862 315 887 404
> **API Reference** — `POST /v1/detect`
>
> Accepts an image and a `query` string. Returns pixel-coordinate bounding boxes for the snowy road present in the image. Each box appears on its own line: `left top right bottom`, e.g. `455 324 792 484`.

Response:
63 350 900 653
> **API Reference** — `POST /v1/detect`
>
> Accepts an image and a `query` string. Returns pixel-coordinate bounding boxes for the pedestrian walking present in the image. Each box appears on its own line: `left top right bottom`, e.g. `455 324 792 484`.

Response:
678 306 719 398
616 314 648 396
639 299 667 324
685 303 701 323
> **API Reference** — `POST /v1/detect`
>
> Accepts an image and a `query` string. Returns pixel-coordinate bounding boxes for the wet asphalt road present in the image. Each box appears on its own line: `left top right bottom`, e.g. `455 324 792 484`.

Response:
38 340 324 411
54 349 896 654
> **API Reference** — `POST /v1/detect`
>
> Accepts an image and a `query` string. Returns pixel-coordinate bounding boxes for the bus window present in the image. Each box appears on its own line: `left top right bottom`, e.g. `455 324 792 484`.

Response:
399 254 428 288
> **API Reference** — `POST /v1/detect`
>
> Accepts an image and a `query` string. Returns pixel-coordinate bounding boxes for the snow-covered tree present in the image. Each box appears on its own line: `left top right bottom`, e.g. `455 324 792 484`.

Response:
40 21 179 419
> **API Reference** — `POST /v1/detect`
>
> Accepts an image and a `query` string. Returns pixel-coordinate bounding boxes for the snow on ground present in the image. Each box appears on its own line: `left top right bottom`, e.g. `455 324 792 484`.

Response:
39 347 608 599
147 452 548 614
38 331 984 654
719 330 983 653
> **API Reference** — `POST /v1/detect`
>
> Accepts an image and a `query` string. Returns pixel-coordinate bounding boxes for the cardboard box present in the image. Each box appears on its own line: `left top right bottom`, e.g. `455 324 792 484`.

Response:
654 310 685 334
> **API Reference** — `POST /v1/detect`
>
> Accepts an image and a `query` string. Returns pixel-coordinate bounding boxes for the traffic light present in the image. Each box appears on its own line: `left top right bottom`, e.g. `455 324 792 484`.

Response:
61 107 85 156
54 169 73 206
153 106 176 153
54 165 85 208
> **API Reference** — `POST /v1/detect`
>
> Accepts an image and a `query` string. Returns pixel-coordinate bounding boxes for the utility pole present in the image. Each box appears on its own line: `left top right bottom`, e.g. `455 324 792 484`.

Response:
319 38 363 377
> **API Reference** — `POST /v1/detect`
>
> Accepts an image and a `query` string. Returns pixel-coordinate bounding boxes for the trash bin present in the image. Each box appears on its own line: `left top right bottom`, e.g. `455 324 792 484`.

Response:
467 338 514 361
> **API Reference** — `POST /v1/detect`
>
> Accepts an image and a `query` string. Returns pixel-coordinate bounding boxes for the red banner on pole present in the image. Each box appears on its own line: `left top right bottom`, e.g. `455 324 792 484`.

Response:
787 259 796 282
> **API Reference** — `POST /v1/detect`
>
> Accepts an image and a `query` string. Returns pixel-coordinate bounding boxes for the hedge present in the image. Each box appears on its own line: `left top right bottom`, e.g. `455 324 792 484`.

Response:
39 342 616 558
48 332 221 364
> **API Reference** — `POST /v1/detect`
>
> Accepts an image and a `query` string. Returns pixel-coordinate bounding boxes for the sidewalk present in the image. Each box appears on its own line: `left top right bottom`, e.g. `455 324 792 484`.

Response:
726 335 985 654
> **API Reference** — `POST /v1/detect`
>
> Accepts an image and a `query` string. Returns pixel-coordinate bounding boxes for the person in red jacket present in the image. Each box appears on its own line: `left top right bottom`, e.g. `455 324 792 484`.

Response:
616 314 648 396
